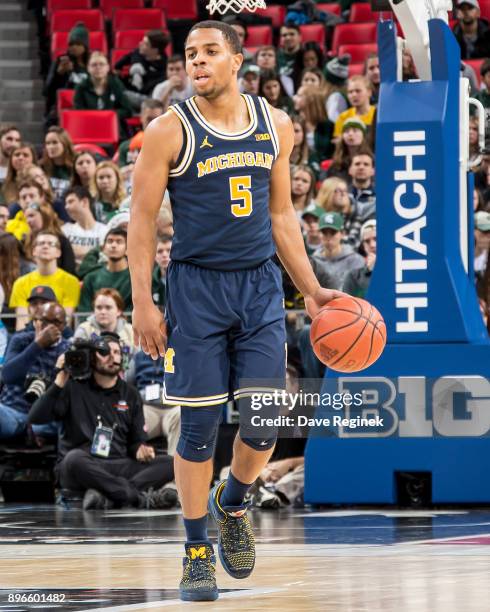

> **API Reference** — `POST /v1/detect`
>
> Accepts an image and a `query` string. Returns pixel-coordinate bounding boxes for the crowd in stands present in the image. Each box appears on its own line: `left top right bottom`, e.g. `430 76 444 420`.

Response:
0 0 490 510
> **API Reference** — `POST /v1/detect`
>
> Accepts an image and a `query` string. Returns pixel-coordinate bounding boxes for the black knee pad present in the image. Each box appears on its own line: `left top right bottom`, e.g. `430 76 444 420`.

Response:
177 404 222 462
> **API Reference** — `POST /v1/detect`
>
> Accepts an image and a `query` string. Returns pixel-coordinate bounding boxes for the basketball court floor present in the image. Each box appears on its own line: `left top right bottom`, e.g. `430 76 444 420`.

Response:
1 504 490 611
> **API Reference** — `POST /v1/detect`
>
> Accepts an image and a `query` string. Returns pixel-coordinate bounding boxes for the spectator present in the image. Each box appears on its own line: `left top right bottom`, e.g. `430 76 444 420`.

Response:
298 41 324 72
474 210 490 282
74 287 134 354
24 201 77 275
40 127 75 199
294 85 334 160
152 55 193 109
0 204 9 231
299 67 326 90
0 302 70 441
74 51 132 137
78 228 132 313
29 332 177 510
348 152 376 222
0 125 21 184
94 161 127 224
278 24 303 79
310 212 364 289
152 233 172 311
224 17 254 65
327 118 371 180
70 150 98 195
476 59 490 111
316 177 362 249
364 53 380 104
343 219 377 298
118 99 165 170
402 48 418 80
6 179 44 242
255 45 294 96
1 142 37 206
323 55 350 122
18 163 70 222
453 0 490 59
128 351 180 457
291 164 316 215
259 70 294 115
20 285 72 340
239 64 260 95
61 186 107 269
334 75 376 139
301 203 324 255
0 233 34 332
43 22 90 126
77 212 130 280
9 230 80 330
290 115 320 177
469 117 483 168
115 30 168 111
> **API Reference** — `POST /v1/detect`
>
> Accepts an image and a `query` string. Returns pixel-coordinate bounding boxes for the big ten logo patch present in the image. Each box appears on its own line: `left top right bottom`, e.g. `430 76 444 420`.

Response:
164 348 175 374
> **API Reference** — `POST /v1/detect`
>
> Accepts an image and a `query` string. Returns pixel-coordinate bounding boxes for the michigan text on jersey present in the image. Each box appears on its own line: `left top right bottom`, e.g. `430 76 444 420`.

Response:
197 151 274 178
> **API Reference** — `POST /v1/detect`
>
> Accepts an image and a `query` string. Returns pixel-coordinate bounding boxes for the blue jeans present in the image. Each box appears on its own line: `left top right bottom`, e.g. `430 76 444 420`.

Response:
0 402 58 440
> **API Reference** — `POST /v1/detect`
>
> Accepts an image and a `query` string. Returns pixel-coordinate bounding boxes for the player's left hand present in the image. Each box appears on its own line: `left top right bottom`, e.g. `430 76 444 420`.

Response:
304 287 348 321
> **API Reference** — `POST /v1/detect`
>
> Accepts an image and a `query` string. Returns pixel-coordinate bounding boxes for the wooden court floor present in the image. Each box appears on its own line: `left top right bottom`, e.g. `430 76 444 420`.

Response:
1 505 490 611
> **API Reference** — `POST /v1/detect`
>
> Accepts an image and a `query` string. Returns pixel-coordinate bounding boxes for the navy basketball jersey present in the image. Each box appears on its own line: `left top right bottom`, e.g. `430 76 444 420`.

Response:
166 94 279 271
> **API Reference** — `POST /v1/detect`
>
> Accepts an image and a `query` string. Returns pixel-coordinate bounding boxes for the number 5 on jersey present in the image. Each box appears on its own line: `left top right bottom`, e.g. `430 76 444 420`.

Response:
230 176 253 218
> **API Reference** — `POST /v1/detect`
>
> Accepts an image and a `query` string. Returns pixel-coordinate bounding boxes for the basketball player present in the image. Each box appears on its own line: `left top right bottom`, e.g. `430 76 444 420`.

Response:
128 21 344 601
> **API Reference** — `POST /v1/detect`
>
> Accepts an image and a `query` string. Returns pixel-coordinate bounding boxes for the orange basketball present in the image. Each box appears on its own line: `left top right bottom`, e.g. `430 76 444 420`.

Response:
310 297 386 373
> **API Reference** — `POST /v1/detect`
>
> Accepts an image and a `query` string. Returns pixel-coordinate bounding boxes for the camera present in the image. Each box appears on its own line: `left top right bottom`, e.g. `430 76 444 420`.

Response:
64 337 111 380
24 373 52 403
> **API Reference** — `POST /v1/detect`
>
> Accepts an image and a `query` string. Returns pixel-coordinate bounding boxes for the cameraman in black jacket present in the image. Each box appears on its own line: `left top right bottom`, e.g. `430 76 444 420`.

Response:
28 332 176 510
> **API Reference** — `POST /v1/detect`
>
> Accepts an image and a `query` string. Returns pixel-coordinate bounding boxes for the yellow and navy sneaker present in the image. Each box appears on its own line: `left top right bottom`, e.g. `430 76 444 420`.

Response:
179 542 219 602
208 479 255 579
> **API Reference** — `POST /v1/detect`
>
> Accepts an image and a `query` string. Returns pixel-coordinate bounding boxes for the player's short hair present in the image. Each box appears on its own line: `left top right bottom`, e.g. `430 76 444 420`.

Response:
186 20 242 55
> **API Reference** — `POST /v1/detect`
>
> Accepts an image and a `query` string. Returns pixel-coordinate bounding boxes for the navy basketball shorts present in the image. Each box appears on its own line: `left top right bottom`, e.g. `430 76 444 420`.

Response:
162 259 286 407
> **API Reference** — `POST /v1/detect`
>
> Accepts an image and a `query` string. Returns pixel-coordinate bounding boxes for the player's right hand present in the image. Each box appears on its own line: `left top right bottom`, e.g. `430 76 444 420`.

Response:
132 303 167 360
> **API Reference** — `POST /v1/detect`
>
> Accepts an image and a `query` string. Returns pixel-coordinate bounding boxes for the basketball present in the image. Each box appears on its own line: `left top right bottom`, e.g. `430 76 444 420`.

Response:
310 297 386 373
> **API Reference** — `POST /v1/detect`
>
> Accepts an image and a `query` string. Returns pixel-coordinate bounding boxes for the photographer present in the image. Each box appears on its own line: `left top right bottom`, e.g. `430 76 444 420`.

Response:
0 302 70 441
28 332 176 510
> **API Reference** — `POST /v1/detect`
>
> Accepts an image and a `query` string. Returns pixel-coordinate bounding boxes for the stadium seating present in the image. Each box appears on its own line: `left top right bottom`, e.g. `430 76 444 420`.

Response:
50 9 104 32
349 3 379 22
348 62 364 76
331 22 377 54
47 0 92 13
299 24 326 50
479 1 490 21
61 110 120 149
254 5 287 28
111 49 130 77
51 31 108 57
339 43 378 63
245 26 273 47
113 8 166 31
100 0 145 20
57 89 75 118
316 3 341 17
152 0 199 21
113 30 172 54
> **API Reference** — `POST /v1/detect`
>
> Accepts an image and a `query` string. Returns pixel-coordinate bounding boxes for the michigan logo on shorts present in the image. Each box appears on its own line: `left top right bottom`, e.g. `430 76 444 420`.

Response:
164 348 175 373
